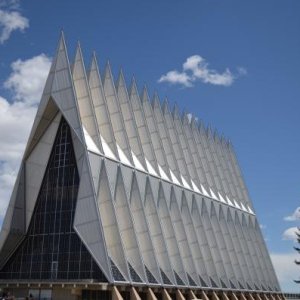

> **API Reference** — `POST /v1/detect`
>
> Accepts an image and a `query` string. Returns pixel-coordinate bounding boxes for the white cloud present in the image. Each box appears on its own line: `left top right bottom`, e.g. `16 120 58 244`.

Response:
4 54 51 104
183 55 234 86
285 207 300 221
158 54 246 88
159 70 192 87
0 54 51 224
282 227 299 242
0 0 28 44
271 252 300 292
0 0 20 10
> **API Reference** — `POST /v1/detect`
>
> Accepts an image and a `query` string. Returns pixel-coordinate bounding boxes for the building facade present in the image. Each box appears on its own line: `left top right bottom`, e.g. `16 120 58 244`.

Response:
0 33 283 300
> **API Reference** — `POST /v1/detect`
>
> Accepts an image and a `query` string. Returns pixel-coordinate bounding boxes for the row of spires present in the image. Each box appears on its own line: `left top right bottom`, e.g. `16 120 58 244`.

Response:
44 32 252 212
72 43 231 142
70 39 231 146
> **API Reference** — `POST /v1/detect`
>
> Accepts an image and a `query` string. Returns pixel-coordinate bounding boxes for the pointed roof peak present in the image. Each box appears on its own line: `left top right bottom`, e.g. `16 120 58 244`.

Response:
103 60 113 80
117 68 126 83
57 30 68 52
74 41 83 60
105 59 111 69
152 92 161 109
59 30 65 40
51 31 71 75
129 76 138 98
88 52 102 82
116 68 127 93
162 98 170 114
172 102 180 119
153 91 160 101
131 75 137 84
90 51 99 70
141 85 150 103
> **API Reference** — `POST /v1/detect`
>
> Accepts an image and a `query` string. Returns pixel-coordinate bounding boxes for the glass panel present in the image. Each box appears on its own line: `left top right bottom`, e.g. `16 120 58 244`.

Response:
0 118 107 282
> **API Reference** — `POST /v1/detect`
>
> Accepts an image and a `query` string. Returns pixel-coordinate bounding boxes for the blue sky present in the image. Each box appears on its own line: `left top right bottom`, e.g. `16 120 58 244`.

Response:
0 0 299 292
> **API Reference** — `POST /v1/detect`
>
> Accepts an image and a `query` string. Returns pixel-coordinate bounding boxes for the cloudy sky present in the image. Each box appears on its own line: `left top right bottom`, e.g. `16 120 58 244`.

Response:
0 0 300 292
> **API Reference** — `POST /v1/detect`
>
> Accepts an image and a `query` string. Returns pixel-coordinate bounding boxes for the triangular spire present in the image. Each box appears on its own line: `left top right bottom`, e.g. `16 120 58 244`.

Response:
103 60 134 166
141 85 150 103
88 53 119 160
172 103 181 121
50 32 84 143
116 69 127 97
129 76 138 99
116 70 148 172
152 92 161 109
72 42 103 154
24 32 67 157
162 98 170 115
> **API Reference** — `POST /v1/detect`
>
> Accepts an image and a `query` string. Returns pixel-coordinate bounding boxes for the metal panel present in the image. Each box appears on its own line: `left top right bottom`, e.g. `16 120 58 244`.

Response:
209 201 238 288
143 178 176 285
129 173 162 284
198 196 229 288
140 88 171 181
182 115 209 195
156 183 188 286
25 113 61 229
218 204 246 288
114 168 147 283
119 165 133 200
102 62 133 166
213 133 240 205
116 71 147 171
190 119 215 198
225 206 254 289
199 127 223 199
87 152 102 193
105 158 119 199
72 44 103 153
88 53 119 160
168 187 200 286
172 107 198 184
73 141 112 282
227 142 252 208
232 209 257 288
50 34 83 142
96 160 130 282
129 80 159 176
180 191 210 286
0 165 25 268
152 97 181 184
241 214 267 289
190 195 219 287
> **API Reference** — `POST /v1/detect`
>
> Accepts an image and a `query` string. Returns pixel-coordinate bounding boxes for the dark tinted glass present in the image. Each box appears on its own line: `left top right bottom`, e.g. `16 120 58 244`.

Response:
0 118 107 282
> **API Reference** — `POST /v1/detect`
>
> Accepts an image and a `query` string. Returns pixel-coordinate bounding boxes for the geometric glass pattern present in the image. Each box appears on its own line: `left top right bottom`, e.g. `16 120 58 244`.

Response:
0 118 107 282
